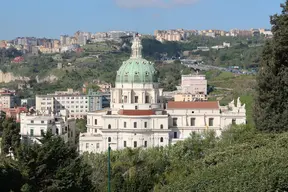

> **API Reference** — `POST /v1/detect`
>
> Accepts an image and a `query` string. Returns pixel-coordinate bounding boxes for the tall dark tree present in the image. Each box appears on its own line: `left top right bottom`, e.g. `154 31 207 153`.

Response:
254 1 288 132
18 132 93 192
0 111 6 134
0 160 23 192
1 118 21 154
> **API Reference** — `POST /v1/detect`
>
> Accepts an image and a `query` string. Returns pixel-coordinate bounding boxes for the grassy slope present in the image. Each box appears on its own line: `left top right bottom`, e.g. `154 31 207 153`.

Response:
206 70 256 125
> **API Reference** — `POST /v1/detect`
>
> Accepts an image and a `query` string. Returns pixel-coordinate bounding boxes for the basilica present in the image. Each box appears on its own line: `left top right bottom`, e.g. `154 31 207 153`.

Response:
79 35 246 153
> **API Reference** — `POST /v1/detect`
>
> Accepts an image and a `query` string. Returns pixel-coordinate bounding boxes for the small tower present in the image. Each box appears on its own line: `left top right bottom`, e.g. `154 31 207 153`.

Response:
237 97 242 107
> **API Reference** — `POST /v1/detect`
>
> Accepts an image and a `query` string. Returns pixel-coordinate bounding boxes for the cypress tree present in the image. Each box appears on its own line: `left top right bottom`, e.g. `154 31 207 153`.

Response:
254 1 288 132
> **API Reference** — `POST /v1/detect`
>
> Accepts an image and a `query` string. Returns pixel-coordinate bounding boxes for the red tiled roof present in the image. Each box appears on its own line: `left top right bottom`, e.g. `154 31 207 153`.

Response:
167 101 219 109
2 107 28 114
118 110 155 116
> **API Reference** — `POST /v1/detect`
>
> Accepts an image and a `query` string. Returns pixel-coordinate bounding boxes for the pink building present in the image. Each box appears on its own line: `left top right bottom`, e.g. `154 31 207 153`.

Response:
181 74 207 95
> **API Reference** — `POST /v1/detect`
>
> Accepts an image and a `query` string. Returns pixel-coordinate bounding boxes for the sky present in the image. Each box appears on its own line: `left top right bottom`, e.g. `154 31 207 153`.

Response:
0 0 284 40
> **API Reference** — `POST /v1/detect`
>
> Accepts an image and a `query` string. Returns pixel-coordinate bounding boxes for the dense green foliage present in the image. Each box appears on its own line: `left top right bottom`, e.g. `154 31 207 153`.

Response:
1 118 20 154
156 60 191 91
0 159 23 192
254 2 288 132
0 48 22 67
76 118 87 133
81 125 288 192
2 125 288 192
0 132 94 192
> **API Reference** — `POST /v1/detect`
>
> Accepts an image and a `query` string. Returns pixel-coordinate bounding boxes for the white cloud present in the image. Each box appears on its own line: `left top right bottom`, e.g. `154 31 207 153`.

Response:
115 0 199 8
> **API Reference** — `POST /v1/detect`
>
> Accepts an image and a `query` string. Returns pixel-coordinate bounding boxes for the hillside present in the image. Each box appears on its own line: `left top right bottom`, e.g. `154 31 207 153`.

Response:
0 36 261 101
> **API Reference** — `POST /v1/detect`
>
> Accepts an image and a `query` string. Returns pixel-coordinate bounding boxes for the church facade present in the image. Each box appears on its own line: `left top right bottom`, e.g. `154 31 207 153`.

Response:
79 35 246 154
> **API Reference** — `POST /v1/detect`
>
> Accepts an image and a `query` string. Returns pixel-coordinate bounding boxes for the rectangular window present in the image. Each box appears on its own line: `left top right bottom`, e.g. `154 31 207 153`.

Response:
86 143 89 149
96 143 99 149
134 96 138 103
30 129 34 136
174 132 177 138
41 120 44 124
124 141 127 147
124 122 127 128
190 118 195 126
134 141 137 148
173 118 177 126
134 122 137 128
232 119 236 125
31 120 34 123
40 129 44 135
145 96 149 103
209 118 214 126
144 141 147 148
94 119 97 125
144 122 147 128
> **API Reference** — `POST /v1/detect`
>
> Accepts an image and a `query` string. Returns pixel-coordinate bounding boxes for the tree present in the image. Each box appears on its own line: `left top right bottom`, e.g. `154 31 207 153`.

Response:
18 132 93 192
76 118 87 133
0 111 6 134
85 84 100 93
0 159 23 192
1 118 20 155
254 1 288 132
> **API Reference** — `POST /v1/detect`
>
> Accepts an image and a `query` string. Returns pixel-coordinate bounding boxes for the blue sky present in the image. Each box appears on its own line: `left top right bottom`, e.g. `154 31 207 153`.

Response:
0 0 284 40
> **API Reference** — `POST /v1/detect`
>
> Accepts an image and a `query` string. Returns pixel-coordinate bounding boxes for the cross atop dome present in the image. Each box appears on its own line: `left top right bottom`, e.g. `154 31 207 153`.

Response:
130 33 143 59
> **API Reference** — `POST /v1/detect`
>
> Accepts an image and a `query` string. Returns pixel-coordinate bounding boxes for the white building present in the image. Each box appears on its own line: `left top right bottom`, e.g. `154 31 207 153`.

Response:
36 89 88 119
20 109 76 145
79 35 246 154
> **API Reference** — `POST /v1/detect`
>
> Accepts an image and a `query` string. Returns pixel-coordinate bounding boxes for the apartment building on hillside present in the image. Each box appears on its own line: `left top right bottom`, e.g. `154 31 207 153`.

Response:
36 89 111 118
0 89 19 109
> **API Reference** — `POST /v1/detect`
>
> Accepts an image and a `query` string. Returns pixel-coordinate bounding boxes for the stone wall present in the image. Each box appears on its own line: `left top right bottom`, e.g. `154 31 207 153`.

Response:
0 70 30 83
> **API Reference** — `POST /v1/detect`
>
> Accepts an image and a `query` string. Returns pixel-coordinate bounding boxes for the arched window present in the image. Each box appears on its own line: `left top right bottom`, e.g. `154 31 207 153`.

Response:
108 137 111 142
160 137 163 142
160 124 163 129
108 124 111 129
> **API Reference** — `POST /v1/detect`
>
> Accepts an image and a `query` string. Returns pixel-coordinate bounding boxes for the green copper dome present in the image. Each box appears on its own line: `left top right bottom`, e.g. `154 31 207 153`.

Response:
116 35 158 84
116 58 158 83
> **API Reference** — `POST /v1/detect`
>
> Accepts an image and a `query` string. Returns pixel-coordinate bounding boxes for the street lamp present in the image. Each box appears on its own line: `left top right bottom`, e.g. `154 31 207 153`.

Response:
108 143 111 192
108 142 116 192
